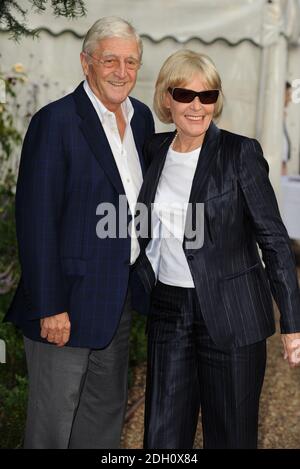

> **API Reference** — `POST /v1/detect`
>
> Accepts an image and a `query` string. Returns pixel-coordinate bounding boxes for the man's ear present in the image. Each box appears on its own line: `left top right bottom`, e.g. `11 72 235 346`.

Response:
80 52 89 76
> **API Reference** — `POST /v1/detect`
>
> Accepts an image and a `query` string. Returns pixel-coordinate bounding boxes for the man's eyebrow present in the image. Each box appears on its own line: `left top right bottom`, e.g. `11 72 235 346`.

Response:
101 51 139 59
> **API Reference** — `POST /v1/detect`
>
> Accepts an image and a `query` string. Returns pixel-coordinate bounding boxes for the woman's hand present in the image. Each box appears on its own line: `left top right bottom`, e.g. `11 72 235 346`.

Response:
281 332 300 367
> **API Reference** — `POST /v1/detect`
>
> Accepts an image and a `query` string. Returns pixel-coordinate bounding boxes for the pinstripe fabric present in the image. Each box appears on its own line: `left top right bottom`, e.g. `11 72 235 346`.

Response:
5 82 155 348
144 281 266 449
135 122 300 349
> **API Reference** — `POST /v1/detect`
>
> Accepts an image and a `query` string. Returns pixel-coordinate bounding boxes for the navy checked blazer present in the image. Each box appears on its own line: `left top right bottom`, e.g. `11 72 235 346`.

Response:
134 122 300 349
5 82 155 348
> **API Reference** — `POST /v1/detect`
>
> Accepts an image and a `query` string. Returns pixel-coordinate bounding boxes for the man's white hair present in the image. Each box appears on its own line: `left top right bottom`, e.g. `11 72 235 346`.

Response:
82 16 143 59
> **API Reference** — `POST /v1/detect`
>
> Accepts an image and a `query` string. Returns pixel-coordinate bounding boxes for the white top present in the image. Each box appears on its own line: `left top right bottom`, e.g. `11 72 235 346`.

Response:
146 145 200 288
84 80 143 264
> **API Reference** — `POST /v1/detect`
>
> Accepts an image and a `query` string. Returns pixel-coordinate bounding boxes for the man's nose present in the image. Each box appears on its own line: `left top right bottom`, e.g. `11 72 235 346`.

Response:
114 60 127 78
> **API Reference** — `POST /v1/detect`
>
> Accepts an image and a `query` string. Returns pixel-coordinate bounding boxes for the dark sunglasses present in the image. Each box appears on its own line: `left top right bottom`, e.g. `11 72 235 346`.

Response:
168 87 219 104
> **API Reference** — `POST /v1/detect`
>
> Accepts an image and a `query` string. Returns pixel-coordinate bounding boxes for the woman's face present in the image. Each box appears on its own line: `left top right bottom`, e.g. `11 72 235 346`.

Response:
164 75 215 143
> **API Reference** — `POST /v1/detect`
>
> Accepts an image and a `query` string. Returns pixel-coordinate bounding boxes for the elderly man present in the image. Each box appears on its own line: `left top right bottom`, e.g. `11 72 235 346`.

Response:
6 16 154 449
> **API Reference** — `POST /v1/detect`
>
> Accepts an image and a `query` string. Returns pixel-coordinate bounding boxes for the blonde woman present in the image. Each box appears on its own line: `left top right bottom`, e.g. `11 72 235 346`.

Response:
134 50 300 448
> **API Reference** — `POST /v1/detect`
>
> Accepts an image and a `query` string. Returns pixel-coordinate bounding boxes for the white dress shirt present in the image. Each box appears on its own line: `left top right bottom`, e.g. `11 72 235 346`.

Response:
84 80 143 264
146 145 200 288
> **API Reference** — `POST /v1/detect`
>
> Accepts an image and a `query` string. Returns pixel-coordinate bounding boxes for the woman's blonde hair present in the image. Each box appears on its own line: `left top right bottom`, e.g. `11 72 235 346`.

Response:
154 49 223 123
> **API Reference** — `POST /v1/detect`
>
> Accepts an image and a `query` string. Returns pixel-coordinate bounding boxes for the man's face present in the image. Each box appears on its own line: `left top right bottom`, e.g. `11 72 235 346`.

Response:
80 36 140 112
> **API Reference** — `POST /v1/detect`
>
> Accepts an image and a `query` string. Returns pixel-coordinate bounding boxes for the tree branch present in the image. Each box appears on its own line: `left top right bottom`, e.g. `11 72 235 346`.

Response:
0 0 86 40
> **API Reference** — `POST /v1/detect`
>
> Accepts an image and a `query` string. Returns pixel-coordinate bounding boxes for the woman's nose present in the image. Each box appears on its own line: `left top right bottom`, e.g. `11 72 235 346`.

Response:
190 96 202 110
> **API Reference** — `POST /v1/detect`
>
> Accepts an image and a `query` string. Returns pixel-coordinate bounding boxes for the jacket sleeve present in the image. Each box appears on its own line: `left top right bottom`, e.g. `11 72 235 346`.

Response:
237 137 300 333
15 107 68 319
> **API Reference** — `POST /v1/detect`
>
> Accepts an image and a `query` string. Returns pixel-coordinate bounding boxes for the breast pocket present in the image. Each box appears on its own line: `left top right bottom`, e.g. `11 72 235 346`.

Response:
203 182 236 243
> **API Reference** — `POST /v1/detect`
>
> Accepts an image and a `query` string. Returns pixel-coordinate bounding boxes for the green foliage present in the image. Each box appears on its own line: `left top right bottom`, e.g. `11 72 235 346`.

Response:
0 177 19 289
0 71 24 449
0 70 30 449
0 71 21 295
0 75 23 167
0 0 87 40
129 312 147 367
33 0 87 18
0 376 28 449
0 293 27 449
128 312 147 388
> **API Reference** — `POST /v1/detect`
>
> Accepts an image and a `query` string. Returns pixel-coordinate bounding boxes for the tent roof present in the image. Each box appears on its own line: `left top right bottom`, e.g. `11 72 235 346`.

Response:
13 0 300 46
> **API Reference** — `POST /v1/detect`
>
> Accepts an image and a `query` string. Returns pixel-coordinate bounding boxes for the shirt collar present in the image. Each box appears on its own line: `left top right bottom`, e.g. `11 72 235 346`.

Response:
83 79 134 124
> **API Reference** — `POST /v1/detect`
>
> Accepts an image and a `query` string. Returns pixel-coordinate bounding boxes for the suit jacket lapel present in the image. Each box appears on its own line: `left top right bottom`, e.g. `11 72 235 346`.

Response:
73 82 125 195
143 132 175 207
137 132 174 252
188 121 221 205
183 122 221 251
142 123 221 208
138 124 221 252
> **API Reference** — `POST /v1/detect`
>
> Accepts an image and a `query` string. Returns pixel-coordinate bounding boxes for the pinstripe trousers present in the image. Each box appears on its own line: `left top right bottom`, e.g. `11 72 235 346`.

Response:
144 281 266 449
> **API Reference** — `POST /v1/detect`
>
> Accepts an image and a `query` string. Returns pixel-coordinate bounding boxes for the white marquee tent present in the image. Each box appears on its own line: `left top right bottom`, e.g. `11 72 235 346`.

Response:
1 0 300 198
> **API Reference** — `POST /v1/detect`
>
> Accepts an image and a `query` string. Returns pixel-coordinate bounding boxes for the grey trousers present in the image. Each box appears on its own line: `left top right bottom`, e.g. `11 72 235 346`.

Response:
23 293 132 449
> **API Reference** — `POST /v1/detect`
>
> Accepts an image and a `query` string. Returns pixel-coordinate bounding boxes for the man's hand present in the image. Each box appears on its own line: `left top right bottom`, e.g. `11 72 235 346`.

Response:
40 312 71 347
281 332 300 368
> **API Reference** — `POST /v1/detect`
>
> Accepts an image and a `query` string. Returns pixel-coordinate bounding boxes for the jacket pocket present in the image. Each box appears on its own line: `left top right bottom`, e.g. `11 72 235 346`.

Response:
61 258 87 276
222 262 260 281
204 180 235 202
219 263 274 343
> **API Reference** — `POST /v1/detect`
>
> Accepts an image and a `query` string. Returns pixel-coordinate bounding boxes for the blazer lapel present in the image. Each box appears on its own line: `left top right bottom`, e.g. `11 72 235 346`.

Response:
184 122 221 250
138 124 220 251
73 82 125 195
188 122 221 204
142 123 221 208
137 132 174 252
143 132 175 207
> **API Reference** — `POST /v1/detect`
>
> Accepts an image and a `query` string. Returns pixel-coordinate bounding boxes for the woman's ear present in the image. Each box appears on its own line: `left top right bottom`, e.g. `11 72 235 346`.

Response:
163 91 171 110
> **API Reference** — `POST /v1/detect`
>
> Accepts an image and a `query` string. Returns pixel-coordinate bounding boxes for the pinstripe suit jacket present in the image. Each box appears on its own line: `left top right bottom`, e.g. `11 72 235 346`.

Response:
5 82 155 348
134 122 300 348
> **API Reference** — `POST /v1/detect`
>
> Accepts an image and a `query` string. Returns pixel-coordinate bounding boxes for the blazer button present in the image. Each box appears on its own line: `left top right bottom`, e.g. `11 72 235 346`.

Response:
187 255 194 261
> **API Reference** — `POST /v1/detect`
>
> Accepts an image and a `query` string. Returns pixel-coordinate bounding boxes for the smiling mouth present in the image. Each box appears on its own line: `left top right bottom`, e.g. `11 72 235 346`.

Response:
108 81 127 87
185 115 205 121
